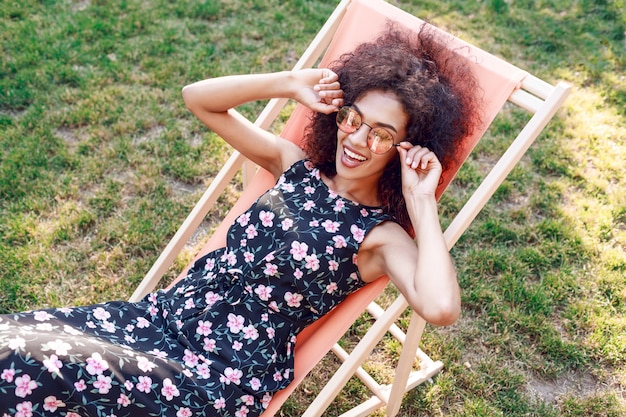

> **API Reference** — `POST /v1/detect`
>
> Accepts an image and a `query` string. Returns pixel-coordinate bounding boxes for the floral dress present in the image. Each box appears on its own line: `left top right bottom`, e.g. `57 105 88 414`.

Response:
0 160 392 417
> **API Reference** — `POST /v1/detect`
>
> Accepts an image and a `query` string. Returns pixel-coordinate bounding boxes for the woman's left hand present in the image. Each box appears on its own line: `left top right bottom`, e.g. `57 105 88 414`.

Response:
396 143 442 197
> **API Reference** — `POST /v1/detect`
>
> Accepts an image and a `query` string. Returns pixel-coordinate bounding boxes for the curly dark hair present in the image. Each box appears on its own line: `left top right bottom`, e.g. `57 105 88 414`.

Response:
302 23 483 234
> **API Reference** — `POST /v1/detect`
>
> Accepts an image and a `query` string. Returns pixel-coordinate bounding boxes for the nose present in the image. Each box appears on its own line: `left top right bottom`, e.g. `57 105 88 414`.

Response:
348 123 372 149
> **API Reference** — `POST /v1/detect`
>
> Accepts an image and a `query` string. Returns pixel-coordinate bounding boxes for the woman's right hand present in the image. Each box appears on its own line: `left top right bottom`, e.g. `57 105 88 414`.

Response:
292 69 344 114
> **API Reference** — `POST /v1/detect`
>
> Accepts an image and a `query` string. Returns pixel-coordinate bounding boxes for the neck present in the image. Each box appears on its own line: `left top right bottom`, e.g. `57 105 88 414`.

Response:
321 173 380 207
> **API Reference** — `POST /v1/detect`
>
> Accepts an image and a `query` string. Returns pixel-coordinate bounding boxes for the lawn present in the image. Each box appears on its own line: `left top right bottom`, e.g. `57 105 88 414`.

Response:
1 0 624 415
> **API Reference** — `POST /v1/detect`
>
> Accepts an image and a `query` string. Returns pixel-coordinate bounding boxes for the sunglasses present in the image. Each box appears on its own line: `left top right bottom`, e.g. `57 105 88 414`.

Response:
335 106 400 154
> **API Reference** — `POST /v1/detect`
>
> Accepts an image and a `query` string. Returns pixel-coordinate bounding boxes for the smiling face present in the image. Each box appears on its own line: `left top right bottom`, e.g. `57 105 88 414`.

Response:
335 90 408 184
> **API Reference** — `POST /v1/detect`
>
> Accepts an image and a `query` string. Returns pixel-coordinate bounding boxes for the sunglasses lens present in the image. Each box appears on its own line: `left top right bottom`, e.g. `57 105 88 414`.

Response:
368 129 395 154
336 107 360 133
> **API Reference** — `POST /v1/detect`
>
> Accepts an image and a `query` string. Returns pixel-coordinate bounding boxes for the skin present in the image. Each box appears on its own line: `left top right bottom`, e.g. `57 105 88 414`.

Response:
182 68 461 326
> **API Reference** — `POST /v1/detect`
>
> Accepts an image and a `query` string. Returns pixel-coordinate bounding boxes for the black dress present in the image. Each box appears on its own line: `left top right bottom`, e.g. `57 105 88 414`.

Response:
0 160 391 417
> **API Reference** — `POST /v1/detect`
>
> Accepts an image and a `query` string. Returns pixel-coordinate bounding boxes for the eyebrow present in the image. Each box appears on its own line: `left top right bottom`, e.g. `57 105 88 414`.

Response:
352 104 399 134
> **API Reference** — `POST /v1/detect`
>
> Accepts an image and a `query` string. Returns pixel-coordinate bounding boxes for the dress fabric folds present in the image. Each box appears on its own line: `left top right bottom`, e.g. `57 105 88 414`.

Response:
0 160 391 417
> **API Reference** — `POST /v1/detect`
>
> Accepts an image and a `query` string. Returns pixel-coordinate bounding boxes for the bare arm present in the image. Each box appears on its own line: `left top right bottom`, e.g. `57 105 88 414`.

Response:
360 144 460 326
181 69 343 178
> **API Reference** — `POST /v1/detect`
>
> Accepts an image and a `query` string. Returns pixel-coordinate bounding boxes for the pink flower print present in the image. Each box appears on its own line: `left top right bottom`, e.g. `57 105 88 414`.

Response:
161 378 180 401
360 208 369 216
284 292 303 308
15 401 33 417
148 305 159 317
196 363 211 379
236 405 250 417
262 393 273 409
86 353 109 376
92 307 111 321
117 394 131 407
124 335 136 344
44 396 66 412
67 413 81 417
205 291 223 306
241 395 255 406
125 324 135 332
269 301 279 312
214 397 226 410
136 317 150 329
237 212 251 227
350 224 366 243
250 377 262 391
221 250 237 266
227 313 245 333
183 349 199 368
33 311 53 321
263 263 278 276
101 321 116 333
8 336 25 351
264 251 276 262
203 338 216 352
43 354 62 374
305 254 320 271
220 367 243 385
244 251 254 262
304 185 315 195
232 341 243 351
272 370 283 382
334 199 346 212
254 285 273 301
93 374 112 394
74 379 87 392
290 241 308 261
322 219 340 233
326 245 334 255
196 320 213 336
259 210 275 227
15 374 38 398
184 298 195 310
177 408 193 417
245 224 258 239
261 313 269 322
280 182 295 192
329 260 339 271
294 268 303 279
1 368 15 382
333 235 347 248
124 380 134 390
137 375 152 393
240 238 247 247
326 282 338 294
281 218 293 231
137 356 157 373
266 327 275 339
242 325 259 340
204 257 216 270
303 200 316 211
309 220 319 227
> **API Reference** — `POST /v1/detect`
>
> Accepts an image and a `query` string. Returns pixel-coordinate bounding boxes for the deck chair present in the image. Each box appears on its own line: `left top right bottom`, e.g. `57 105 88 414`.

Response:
129 0 571 415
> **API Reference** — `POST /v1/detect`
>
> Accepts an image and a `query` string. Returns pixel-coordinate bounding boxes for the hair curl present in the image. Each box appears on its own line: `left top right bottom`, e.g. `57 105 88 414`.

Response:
302 23 483 234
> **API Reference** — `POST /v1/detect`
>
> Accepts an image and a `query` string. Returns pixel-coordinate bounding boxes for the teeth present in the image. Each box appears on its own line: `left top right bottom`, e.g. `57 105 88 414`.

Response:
345 148 366 162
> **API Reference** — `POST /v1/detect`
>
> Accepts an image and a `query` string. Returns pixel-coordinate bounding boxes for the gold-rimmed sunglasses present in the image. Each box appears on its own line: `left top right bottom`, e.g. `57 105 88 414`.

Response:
335 106 400 154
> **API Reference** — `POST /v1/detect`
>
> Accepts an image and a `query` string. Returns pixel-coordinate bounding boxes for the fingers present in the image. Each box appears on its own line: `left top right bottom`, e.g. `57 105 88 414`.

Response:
398 143 441 171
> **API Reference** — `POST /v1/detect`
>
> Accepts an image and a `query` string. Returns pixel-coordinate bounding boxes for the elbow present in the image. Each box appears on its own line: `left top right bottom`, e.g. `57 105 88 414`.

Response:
181 85 194 110
414 297 461 327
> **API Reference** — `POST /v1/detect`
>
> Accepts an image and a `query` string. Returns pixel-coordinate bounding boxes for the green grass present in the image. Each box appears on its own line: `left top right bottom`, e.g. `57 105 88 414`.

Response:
1 0 625 415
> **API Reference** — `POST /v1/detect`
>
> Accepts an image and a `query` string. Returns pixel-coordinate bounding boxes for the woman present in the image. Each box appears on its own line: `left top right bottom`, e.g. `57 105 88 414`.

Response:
0 26 480 417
